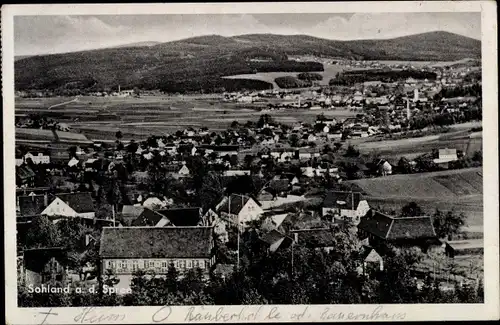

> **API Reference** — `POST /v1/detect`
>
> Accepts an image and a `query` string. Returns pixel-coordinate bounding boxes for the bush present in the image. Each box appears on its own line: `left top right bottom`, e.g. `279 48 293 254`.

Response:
274 76 312 89
297 72 323 81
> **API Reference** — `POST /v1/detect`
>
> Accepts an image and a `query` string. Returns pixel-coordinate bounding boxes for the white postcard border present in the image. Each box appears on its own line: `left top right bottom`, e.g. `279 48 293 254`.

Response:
2 1 499 323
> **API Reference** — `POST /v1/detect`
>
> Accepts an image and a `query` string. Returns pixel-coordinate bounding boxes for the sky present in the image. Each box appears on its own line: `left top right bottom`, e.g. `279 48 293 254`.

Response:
14 12 481 56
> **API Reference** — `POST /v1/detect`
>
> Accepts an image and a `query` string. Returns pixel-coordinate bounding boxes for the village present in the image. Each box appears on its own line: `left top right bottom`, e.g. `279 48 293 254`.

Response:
16 82 483 304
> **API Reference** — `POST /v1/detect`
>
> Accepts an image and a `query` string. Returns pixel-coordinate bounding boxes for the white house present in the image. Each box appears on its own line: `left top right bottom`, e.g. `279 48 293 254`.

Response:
433 148 458 164
41 193 95 219
322 191 370 225
24 152 50 164
215 194 264 227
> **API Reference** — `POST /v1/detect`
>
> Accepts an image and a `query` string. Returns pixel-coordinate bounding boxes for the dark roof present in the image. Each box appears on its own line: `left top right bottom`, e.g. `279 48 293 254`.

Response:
131 208 168 227
323 191 363 210
199 145 239 152
292 228 337 248
17 165 36 180
358 210 437 240
55 192 95 213
19 194 49 216
217 194 259 215
260 229 285 245
99 227 213 259
156 207 201 226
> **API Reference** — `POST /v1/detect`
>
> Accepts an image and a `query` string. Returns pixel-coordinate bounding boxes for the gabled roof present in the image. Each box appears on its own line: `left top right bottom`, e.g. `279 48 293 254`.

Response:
17 165 36 180
216 194 259 215
55 192 95 213
131 208 169 227
323 191 363 210
19 194 49 216
99 227 213 259
358 210 437 240
156 207 201 226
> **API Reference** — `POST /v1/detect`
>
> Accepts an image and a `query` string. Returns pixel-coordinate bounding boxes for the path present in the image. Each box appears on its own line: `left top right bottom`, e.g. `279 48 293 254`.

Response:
47 97 78 109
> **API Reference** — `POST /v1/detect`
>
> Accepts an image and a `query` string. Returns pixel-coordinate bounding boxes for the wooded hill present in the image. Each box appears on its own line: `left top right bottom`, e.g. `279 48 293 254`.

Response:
15 31 480 94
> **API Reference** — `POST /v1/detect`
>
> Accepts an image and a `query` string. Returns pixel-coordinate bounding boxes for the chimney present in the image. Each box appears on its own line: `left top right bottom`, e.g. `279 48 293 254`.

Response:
44 193 48 206
294 232 298 243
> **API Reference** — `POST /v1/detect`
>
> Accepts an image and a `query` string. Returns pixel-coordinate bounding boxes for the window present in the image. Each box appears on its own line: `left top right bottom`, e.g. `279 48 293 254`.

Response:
174 261 179 268
179 260 185 269
199 260 205 269
120 260 127 270
162 261 167 268
193 260 198 268
132 260 139 271
149 261 155 268
187 260 192 269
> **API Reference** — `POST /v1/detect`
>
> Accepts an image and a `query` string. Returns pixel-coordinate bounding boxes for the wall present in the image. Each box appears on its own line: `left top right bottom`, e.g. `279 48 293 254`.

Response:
239 199 263 224
102 258 212 275
42 198 77 217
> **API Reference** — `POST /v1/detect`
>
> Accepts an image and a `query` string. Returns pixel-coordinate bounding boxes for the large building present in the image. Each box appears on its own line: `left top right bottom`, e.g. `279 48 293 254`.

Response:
322 191 370 225
99 226 215 276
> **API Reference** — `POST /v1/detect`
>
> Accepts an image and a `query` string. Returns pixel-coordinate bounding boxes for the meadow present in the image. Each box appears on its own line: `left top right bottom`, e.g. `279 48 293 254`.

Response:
15 95 358 141
349 168 483 230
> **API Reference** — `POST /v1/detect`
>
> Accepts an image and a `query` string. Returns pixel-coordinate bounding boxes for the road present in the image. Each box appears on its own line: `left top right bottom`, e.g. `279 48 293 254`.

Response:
47 97 78 109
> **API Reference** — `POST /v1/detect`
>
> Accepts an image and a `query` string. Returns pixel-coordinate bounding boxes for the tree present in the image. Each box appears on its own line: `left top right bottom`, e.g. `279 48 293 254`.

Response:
115 130 123 141
401 202 424 217
432 209 466 240
24 215 61 248
344 145 360 157
198 172 225 210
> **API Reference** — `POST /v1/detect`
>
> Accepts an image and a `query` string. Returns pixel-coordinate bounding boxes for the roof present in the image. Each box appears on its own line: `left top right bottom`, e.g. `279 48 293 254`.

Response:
19 194 49 216
358 210 437 240
260 229 286 245
217 194 258 215
292 228 337 248
131 208 169 227
359 246 383 262
17 165 36 180
156 207 201 226
323 191 363 210
55 192 95 213
99 227 213 259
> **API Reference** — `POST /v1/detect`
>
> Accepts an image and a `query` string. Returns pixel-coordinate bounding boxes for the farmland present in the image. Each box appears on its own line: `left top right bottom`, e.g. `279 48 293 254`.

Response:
15 95 358 141
349 126 482 160
348 168 483 230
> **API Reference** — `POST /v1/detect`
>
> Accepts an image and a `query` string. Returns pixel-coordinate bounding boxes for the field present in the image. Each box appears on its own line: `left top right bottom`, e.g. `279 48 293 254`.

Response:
222 63 346 87
15 95 358 141
349 125 482 160
348 168 483 230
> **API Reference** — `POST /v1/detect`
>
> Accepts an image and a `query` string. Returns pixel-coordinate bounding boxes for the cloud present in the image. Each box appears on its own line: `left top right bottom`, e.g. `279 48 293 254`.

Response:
308 12 481 40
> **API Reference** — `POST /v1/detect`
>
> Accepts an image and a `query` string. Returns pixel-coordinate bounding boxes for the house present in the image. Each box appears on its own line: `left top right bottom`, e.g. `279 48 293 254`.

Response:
19 194 50 217
41 192 95 219
260 229 294 253
99 227 215 282
120 205 171 227
357 210 442 251
156 207 203 226
215 194 264 226
67 157 80 168
433 148 459 164
16 165 36 187
444 239 484 258
24 152 50 164
377 159 393 176
290 228 337 252
175 164 191 177
357 246 384 277
223 170 251 177
142 196 167 210
322 191 370 225
22 247 69 287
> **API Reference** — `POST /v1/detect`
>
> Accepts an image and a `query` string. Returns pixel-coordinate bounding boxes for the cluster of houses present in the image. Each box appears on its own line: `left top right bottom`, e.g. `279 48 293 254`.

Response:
18 181 482 290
